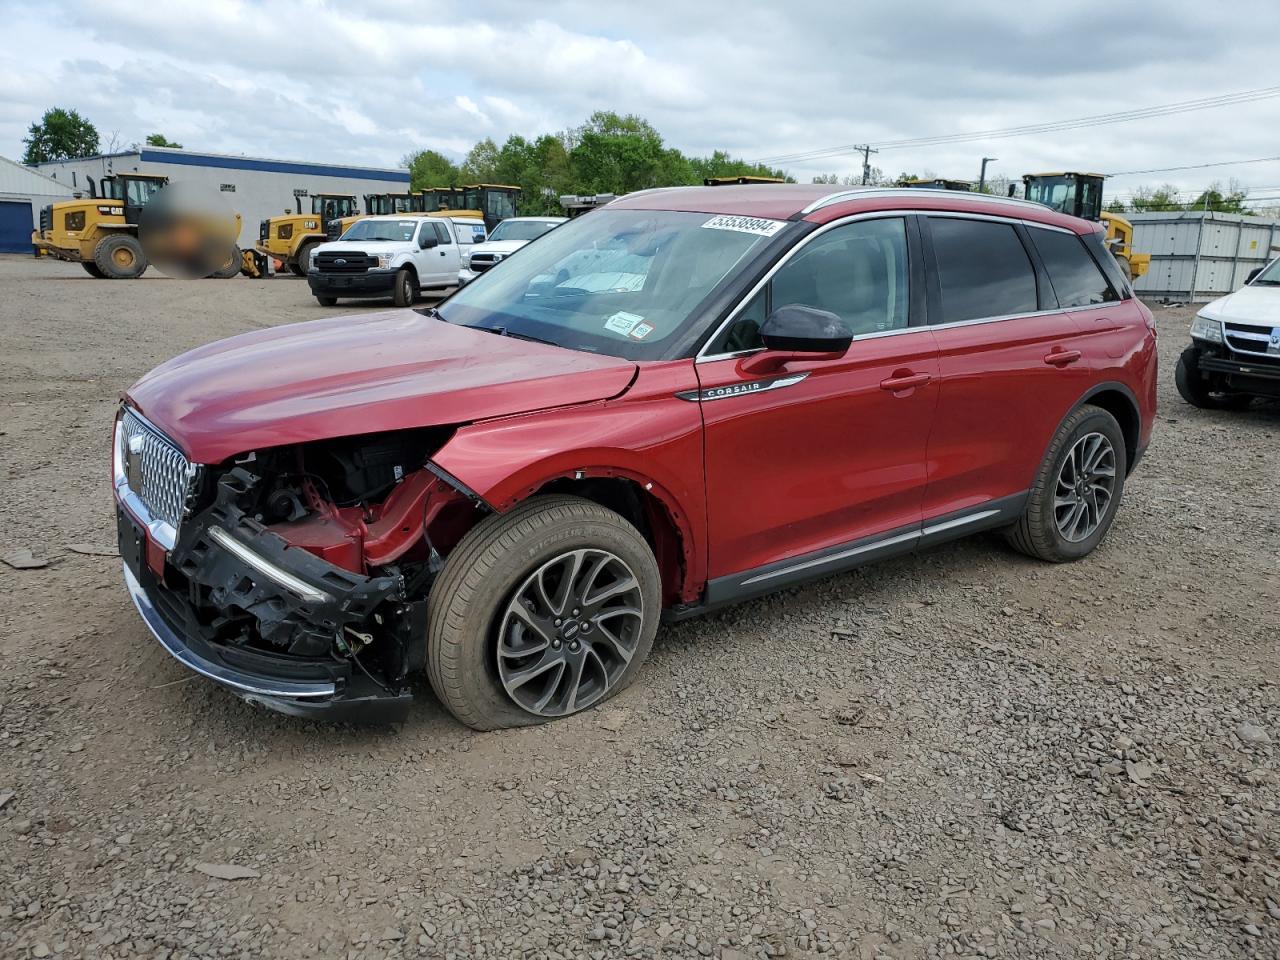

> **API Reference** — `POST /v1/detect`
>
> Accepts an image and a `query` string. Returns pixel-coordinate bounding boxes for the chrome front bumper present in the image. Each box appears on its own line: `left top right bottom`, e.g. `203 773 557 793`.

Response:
123 562 337 700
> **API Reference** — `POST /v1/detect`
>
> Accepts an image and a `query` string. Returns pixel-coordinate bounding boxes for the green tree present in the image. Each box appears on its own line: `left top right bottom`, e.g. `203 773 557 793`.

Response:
22 107 99 164
1190 180 1251 213
460 138 500 183
404 149 460 190
568 111 672 194
145 133 182 148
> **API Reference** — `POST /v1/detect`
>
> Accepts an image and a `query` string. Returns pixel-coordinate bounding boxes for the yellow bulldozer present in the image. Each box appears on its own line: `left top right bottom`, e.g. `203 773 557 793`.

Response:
31 173 242 279
256 193 360 275
1020 172 1150 281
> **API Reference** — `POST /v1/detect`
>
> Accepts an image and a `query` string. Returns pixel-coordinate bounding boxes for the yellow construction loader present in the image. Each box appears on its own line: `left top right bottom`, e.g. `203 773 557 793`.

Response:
257 194 359 275
322 185 522 243
1020 172 1150 280
32 173 244 279
325 192 427 239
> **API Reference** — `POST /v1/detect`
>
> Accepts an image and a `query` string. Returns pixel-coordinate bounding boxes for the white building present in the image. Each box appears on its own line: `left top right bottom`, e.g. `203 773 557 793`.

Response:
33 146 410 247
0 155 75 253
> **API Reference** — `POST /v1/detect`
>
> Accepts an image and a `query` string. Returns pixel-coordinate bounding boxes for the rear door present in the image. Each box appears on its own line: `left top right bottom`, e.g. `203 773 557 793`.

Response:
920 215 1087 522
696 215 939 588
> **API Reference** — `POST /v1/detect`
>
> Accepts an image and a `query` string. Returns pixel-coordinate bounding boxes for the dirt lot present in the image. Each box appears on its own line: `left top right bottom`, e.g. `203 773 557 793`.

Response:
0 254 1277 960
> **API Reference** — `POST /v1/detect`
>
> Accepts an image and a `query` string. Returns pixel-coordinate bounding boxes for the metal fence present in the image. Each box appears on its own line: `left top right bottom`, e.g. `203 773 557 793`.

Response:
1128 211 1280 302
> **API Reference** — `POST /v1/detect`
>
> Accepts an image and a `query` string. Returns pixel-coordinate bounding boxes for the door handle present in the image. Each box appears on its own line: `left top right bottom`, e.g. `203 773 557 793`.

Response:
1043 349 1082 367
879 372 931 393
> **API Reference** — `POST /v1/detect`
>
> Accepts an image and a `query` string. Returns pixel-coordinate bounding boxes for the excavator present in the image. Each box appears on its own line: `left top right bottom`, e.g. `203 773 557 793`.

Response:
31 173 243 279
256 193 360 275
1020 172 1150 280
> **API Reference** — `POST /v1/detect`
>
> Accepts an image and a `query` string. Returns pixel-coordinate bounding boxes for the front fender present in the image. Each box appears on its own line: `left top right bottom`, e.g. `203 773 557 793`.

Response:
430 360 707 601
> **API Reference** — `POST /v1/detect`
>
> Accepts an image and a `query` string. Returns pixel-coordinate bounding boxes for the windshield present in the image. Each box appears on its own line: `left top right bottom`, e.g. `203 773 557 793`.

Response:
490 220 560 242
438 209 785 359
1025 176 1073 213
340 220 420 242
1252 257 1280 284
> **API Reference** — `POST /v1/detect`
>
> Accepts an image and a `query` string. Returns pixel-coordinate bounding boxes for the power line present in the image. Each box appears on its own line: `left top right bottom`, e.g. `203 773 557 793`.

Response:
1106 155 1280 177
755 86 1280 166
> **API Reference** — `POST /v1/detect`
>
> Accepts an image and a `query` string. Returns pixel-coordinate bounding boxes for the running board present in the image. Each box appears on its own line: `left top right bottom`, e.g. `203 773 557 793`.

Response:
681 493 1028 615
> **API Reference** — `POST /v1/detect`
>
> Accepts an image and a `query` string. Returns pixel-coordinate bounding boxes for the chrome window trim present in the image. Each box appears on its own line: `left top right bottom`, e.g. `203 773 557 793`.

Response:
696 208 1068 363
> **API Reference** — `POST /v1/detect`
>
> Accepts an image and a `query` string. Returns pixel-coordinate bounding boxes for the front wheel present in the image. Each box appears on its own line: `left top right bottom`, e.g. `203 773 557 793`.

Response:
427 495 661 730
1006 405 1126 563
81 261 106 278
94 234 148 279
392 267 416 307
315 295 337 307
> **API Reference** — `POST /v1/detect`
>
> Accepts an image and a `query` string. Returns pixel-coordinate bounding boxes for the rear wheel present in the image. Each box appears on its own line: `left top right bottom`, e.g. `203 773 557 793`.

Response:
1006 405 1126 563
315 296 337 306
1115 254 1133 283
210 246 241 279
94 235 147 279
81 261 106 278
1175 346 1253 409
289 240 319 277
392 266 416 307
427 495 661 730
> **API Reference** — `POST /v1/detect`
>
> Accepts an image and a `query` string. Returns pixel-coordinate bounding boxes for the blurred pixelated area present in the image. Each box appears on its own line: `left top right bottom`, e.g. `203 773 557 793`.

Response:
138 182 240 278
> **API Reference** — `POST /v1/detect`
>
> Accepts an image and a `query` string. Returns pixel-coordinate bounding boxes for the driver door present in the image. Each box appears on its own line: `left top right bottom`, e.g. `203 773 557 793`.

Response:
695 216 939 596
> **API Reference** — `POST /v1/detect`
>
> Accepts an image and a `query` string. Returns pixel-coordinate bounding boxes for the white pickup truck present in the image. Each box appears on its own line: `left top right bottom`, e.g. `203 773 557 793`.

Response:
307 215 487 307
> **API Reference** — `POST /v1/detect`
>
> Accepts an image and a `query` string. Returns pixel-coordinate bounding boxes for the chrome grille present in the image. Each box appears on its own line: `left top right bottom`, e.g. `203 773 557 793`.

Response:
118 410 197 531
1223 322 1274 356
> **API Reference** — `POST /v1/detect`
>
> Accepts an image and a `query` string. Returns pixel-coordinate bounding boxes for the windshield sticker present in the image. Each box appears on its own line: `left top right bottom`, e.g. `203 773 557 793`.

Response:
701 215 786 237
628 321 655 341
604 311 645 336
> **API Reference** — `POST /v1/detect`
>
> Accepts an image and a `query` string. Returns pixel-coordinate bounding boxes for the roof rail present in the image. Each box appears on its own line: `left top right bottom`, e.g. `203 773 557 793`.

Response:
801 187 1050 215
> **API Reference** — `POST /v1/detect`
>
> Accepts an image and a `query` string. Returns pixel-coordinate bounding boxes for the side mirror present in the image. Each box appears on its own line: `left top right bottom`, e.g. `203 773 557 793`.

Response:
741 305 852 374
419 234 438 250
1247 267 1263 284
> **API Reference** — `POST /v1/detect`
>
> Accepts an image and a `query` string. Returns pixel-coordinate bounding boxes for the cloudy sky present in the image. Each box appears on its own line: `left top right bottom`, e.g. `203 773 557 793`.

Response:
4 0 1280 203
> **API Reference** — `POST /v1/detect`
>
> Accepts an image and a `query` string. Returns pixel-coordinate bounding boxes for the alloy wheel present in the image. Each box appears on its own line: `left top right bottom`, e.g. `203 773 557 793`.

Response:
1053 431 1116 542
496 548 645 717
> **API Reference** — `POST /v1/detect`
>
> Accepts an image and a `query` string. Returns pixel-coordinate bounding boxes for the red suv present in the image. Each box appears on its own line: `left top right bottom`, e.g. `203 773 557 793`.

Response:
115 185 1157 727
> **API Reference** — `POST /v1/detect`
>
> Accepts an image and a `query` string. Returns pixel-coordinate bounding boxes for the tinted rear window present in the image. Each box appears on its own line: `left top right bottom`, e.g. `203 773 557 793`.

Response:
1029 227 1118 307
929 218 1038 324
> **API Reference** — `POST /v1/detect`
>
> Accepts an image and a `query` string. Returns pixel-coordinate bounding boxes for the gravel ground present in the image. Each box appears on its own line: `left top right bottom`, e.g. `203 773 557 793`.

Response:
0 254 1277 960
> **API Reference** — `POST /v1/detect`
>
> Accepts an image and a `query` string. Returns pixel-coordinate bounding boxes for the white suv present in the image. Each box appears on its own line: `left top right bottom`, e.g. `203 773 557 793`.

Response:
308 215 488 307
458 216 567 285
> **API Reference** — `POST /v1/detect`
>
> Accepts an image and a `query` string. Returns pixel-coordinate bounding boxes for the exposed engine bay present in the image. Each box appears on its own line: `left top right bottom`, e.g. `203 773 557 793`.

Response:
135 427 481 718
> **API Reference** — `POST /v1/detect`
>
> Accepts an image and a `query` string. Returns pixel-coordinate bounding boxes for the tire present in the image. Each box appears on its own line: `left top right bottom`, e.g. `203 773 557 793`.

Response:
392 266 416 307
427 495 662 731
210 246 241 279
1005 404 1127 563
315 296 337 307
1175 346 1253 410
1115 254 1133 283
290 241 320 277
93 234 147 279
81 262 105 278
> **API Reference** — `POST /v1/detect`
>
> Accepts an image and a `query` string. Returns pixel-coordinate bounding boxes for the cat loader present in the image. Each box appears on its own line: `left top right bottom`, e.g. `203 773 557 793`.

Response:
257 194 360 276
1020 172 1150 281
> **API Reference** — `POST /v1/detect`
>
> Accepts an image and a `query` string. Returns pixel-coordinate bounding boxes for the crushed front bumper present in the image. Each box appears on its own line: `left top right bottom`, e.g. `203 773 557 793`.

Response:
117 487 418 723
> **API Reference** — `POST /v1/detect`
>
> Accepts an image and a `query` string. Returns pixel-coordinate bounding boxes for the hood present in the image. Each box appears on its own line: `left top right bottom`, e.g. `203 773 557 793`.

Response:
471 239 528 256
126 310 636 464
1200 284 1280 326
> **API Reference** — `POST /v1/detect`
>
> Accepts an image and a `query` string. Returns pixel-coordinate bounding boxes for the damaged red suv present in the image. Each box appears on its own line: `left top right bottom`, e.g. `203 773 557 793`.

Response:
115 184 1157 727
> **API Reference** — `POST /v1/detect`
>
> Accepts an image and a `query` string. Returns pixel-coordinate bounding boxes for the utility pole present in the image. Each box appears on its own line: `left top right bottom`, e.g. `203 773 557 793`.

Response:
978 157 998 193
857 144 879 185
